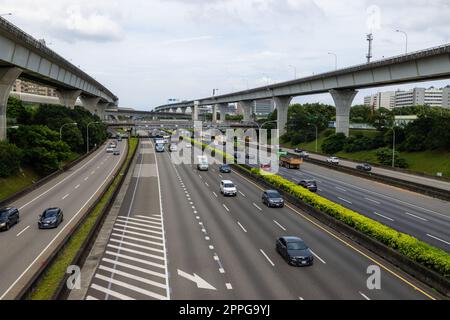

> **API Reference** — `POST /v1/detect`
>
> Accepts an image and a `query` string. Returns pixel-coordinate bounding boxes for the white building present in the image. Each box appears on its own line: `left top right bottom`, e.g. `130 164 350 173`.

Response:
363 91 395 110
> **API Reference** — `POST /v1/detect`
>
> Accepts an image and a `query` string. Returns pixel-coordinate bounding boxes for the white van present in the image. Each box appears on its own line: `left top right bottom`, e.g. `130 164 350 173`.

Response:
197 155 209 171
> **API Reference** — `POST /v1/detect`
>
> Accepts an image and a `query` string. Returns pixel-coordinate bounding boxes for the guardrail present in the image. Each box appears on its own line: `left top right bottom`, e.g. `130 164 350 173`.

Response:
232 164 449 298
17 139 137 300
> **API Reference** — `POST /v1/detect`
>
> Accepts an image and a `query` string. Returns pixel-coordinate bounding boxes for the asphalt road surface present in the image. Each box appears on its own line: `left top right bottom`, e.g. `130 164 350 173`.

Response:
0 139 127 300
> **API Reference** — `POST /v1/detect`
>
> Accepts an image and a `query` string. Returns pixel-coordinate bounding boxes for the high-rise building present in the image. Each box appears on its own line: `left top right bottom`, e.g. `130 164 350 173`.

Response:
363 91 395 110
11 79 57 97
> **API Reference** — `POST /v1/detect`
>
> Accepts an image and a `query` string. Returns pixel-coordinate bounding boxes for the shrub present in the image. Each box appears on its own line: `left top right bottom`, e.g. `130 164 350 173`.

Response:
321 133 347 154
376 147 409 168
0 141 23 177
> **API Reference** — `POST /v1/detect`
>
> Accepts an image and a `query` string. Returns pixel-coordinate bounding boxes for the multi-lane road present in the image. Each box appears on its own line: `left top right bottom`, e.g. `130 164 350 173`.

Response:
81 139 440 300
0 139 127 300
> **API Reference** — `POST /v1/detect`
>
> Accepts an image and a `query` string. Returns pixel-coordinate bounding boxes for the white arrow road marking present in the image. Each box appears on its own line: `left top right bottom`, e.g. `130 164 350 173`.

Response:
177 269 217 290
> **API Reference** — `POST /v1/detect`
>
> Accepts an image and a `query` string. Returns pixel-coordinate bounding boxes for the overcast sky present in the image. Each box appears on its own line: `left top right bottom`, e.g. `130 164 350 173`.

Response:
2 0 450 110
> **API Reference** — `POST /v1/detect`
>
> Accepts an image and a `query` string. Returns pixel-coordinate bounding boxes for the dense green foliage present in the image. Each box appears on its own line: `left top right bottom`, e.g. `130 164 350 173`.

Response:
321 133 347 154
250 168 450 278
3 98 107 177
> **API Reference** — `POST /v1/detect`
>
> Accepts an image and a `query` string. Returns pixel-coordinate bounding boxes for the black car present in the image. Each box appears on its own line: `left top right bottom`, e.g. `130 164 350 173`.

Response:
0 207 20 231
38 208 64 229
294 148 303 153
219 164 232 173
356 163 372 171
298 180 318 192
276 236 314 266
262 190 284 208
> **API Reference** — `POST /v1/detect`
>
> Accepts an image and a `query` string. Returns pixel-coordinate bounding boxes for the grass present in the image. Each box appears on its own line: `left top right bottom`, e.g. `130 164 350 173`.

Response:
283 129 450 178
30 138 138 300
0 167 41 202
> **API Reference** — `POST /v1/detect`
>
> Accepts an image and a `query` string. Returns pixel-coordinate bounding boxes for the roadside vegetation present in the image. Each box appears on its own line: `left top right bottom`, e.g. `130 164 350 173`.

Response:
0 97 108 201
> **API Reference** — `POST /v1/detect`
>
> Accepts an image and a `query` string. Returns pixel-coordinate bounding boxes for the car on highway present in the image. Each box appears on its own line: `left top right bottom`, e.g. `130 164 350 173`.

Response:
356 163 372 171
155 143 165 153
185 143 192 149
219 164 231 173
197 155 209 171
113 150 120 156
38 208 64 229
298 180 318 192
0 207 20 231
298 151 310 158
294 148 303 153
262 190 284 208
169 143 178 152
276 236 314 266
220 180 237 196
106 147 114 153
327 156 340 165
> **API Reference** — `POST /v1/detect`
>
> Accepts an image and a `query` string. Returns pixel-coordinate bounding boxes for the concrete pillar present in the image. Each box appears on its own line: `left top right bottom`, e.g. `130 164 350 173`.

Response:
212 104 218 123
97 102 109 120
0 67 22 141
274 96 293 137
219 104 228 123
330 89 358 137
239 101 254 122
181 107 188 114
192 101 199 121
80 96 101 115
57 89 82 109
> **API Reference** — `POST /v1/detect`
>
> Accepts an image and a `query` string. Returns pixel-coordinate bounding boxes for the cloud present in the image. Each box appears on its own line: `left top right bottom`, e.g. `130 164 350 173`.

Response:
163 35 214 45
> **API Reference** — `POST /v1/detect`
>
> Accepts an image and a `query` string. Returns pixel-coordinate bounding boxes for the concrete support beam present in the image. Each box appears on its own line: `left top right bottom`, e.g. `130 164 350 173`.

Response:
330 89 358 137
0 67 22 141
212 104 219 123
192 101 199 121
97 102 110 120
219 104 228 123
80 96 101 115
239 101 254 122
57 89 82 109
274 96 292 137
180 107 188 114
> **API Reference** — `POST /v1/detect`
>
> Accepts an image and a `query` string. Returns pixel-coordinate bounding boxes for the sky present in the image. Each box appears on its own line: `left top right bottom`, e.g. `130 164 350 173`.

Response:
1 0 450 110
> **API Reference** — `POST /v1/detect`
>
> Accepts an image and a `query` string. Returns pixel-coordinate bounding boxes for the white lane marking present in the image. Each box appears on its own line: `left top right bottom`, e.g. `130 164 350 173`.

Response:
116 219 162 230
105 251 165 269
115 224 163 235
85 295 98 300
239 191 246 197
213 255 219 261
298 297 304 300
373 212 395 222
112 228 162 241
310 250 326 264
99 265 167 289
338 197 353 205
260 249 275 267
91 171 95 175
84 177 89 181
107 244 164 261
223 204 230 212
219 174 223 178
205 236 210 241
365 197 380 205
226 283 233 290
426 234 450 245
359 292 370 300
95 274 167 300
16 146 105 210
109 238 164 253
135 215 161 222
90 284 135 300
102 258 166 279
205 182 209 187
213 192 218 197
273 220 286 231
110 233 163 247
209 246 214 250
16 226 30 237
404 212 428 222
202 228 207 233
253 203 263 211
219 268 225 273
75 184 80 189
336 186 347 192
237 222 248 233
97 166 100 169
0 143 126 300
117 216 162 225
196 216 200 220
62 194 70 200
318 188 323 192
199 175 202 179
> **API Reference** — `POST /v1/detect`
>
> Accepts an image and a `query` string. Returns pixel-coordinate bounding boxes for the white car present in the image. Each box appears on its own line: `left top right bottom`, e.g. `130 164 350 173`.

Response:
106 147 114 153
169 144 178 152
185 143 192 148
220 180 237 197
327 156 340 165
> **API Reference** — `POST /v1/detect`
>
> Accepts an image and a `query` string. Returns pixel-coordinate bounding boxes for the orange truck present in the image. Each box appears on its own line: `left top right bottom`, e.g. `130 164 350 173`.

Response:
279 155 303 169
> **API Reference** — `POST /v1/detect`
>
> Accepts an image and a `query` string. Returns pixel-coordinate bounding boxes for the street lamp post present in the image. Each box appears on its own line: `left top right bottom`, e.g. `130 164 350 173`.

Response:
391 127 396 168
396 30 408 54
87 121 101 154
308 123 319 152
328 52 338 70
59 122 77 141
213 89 219 96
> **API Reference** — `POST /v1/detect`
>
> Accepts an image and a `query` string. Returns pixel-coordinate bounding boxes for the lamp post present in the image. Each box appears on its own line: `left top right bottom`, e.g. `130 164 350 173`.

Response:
59 122 77 141
396 29 408 54
328 52 338 70
87 121 101 154
308 123 318 152
391 126 396 168
213 89 219 96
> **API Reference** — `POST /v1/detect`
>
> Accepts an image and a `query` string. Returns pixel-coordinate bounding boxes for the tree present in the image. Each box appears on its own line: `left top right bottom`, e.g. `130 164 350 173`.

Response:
0 141 23 177
6 97 32 125
350 105 373 123
322 133 347 154
376 147 408 168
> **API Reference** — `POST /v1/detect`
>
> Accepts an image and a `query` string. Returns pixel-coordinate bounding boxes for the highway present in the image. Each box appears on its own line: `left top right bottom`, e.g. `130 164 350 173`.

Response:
82 139 439 300
0 139 127 300
243 144 450 252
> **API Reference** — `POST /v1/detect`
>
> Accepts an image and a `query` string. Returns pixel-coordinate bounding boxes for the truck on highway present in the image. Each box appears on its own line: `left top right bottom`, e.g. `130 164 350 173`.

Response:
279 155 303 169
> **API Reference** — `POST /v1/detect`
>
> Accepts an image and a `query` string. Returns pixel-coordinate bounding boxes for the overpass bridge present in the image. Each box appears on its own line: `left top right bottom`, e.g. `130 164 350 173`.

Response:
155 43 450 136
0 17 118 140
104 120 258 130
104 108 191 121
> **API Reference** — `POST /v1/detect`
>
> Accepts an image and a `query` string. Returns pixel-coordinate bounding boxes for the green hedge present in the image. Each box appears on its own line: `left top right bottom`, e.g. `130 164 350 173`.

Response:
250 168 450 278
